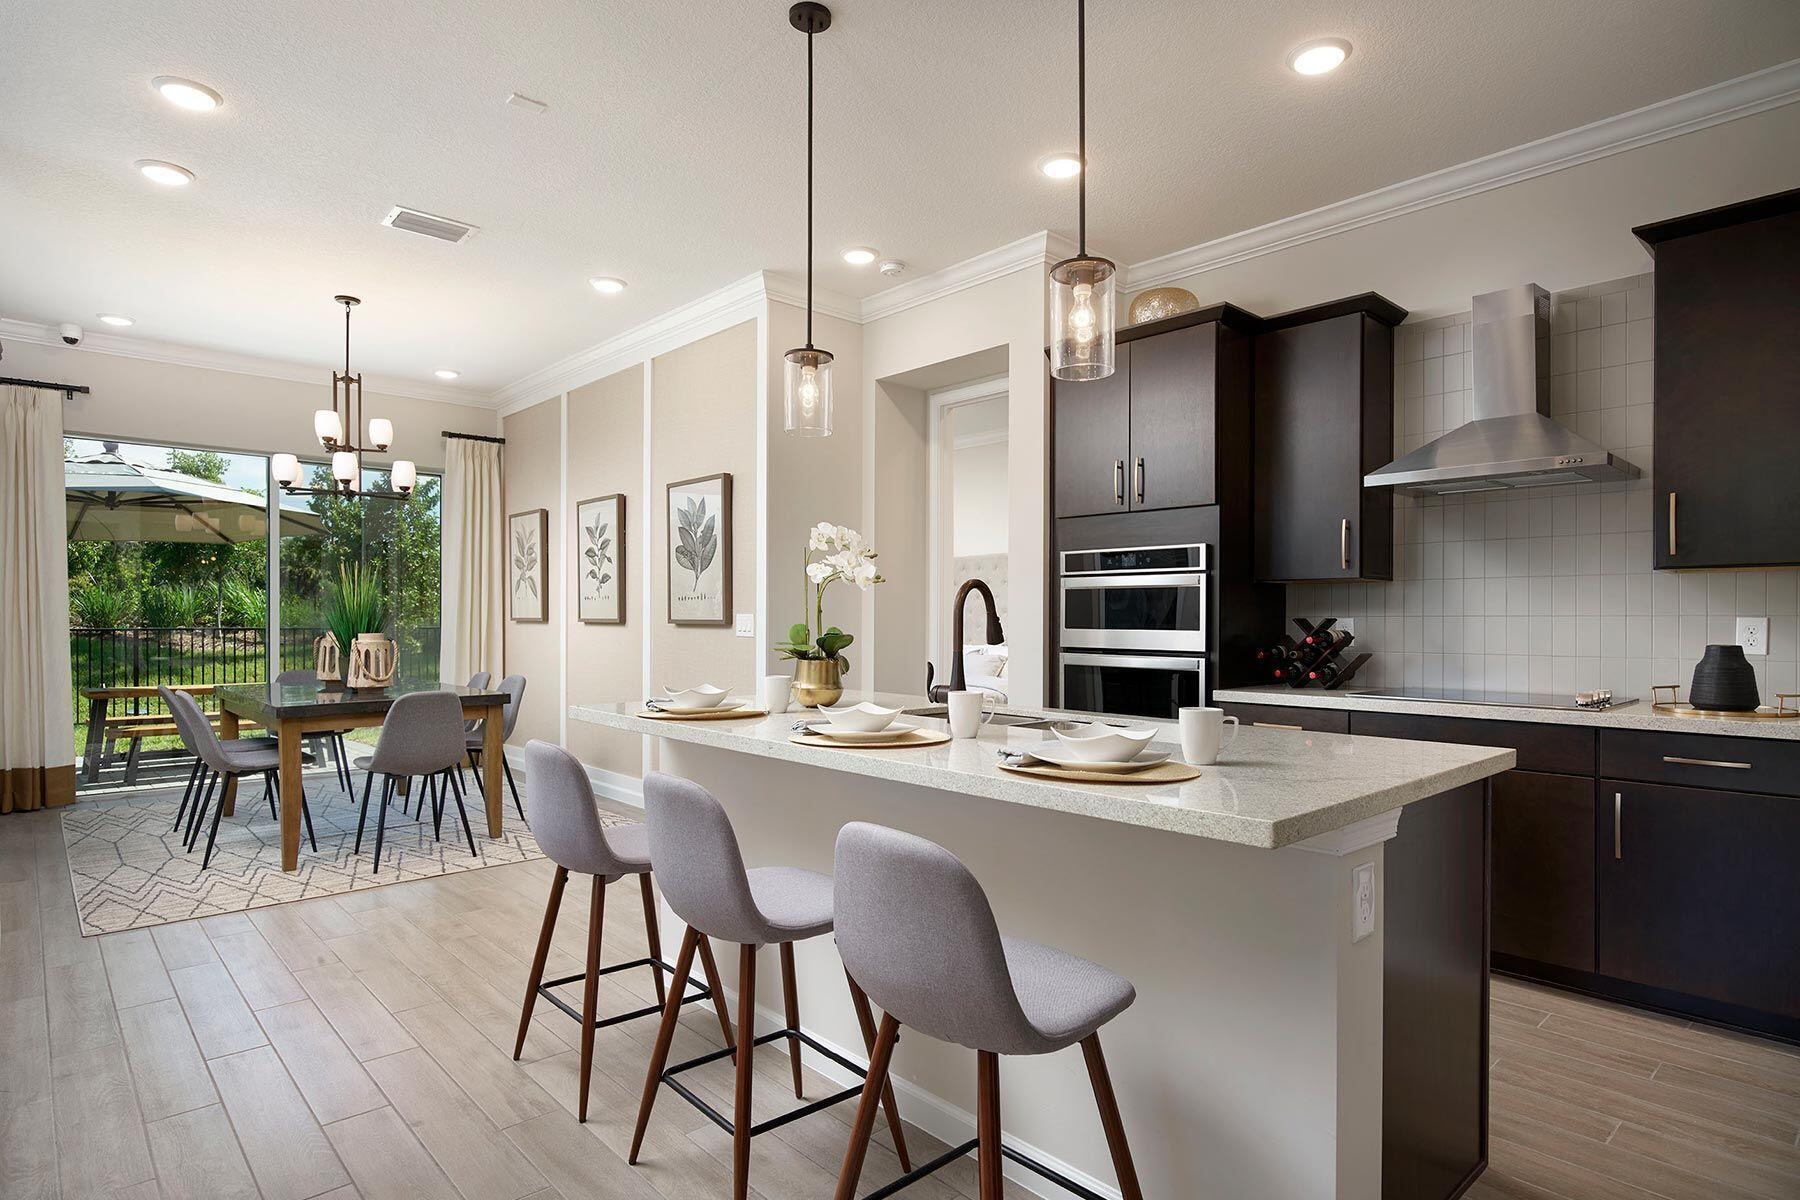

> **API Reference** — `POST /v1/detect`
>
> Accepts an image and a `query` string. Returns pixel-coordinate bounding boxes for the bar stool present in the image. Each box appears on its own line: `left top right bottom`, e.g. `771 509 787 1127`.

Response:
629 773 912 1200
511 742 730 1120
831 822 1143 1200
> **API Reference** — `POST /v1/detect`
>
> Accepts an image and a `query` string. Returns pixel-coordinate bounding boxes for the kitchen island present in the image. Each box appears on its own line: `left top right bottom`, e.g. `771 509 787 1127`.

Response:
571 698 1513 1200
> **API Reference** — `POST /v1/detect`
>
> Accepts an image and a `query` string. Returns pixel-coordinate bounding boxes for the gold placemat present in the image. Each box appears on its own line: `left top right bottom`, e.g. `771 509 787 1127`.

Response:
998 759 1202 785
789 728 953 749
639 708 770 721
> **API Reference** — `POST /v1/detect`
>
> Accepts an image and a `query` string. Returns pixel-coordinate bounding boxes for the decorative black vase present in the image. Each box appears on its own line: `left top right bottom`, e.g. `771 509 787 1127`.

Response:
1690 644 1760 712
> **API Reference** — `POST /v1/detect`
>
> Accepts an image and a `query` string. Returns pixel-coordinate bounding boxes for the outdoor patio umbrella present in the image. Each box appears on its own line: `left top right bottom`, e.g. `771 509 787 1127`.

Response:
65 447 329 544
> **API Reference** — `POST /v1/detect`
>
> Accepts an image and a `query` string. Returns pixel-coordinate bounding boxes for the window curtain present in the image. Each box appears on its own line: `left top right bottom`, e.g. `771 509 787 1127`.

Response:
439 436 504 683
1 386 76 812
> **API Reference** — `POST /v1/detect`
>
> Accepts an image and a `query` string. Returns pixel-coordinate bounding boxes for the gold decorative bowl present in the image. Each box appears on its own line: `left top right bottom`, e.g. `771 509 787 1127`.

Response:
1127 286 1200 325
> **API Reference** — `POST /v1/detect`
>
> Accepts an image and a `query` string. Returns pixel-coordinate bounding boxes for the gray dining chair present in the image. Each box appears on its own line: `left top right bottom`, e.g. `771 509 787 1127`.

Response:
354 690 477 872
275 667 354 795
158 685 275 837
830 822 1143 1200
167 688 316 870
465 674 526 820
462 671 493 733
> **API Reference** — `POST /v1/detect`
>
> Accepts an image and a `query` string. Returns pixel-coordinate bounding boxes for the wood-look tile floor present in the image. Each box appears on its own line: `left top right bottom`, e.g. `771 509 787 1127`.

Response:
6 793 1799 1200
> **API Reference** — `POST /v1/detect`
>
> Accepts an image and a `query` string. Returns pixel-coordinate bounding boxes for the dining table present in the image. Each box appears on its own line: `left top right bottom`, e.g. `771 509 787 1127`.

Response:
215 680 511 872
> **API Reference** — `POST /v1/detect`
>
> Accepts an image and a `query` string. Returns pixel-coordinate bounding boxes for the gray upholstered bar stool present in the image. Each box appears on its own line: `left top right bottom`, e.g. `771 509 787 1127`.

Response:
831 822 1143 1200
352 690 476 872
512 742 732 1122
629 773 911 1200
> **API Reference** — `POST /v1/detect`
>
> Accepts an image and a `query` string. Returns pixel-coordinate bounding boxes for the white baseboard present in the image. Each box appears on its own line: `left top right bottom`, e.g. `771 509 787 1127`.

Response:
501 743 644 809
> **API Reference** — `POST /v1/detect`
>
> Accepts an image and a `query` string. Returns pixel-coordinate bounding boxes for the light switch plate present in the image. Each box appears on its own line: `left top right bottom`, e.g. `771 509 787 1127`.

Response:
734 613 755 638
1352 862 1376 942
1736 617 1768 656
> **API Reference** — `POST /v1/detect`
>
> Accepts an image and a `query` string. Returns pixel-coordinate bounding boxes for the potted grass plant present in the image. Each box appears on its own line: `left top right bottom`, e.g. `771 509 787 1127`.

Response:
322 563 393 689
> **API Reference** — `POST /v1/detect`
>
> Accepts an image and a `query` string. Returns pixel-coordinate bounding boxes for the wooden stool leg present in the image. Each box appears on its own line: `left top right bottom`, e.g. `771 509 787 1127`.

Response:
833 1012 900 1200
845 971 912 1171
639 873 666 1006
695 934 737 1059
732 943 757 1200
578 874 606 1122
1081 1033 1144 1200
977 1051 1002 1200
629 927 700 1164
779 941 804 1098
513 866 568 1060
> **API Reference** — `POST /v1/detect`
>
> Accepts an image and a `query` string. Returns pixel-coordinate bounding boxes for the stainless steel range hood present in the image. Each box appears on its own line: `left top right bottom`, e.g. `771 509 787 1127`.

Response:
1364 284 1639 496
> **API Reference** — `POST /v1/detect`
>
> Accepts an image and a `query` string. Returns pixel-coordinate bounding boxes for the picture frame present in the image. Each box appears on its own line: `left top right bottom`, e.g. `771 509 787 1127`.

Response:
508 508 549 623
576 493 626 624
665 472 732 625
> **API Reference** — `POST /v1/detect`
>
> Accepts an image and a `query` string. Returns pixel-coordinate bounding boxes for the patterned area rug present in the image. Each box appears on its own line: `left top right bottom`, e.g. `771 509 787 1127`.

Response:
59 772 633 935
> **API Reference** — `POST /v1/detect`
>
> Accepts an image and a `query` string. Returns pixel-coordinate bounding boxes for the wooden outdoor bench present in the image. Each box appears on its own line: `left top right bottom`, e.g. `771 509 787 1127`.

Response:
79 685 262 784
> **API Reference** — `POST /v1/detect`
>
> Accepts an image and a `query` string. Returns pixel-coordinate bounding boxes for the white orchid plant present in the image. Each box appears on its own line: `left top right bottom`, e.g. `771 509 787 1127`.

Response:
776 523 885 673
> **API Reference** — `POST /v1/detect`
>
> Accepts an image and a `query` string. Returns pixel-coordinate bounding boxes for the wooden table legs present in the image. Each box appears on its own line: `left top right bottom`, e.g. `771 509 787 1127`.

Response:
277 718 304 872
219 708 240 817
481 701 505 836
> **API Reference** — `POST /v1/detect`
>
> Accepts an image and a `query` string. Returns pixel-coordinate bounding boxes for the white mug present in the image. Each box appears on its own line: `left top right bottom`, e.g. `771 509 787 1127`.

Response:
1180 706 1239 765
760 675 791 715
946 689 997 738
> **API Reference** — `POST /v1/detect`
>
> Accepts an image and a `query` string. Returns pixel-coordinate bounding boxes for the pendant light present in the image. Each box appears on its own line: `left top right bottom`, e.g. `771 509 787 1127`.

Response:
783 2 834 436
1048 0 1116 382
273 296 417 499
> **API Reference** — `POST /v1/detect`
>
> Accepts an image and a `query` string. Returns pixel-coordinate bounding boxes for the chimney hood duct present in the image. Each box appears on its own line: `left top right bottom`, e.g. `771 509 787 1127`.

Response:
1364 284 1639 496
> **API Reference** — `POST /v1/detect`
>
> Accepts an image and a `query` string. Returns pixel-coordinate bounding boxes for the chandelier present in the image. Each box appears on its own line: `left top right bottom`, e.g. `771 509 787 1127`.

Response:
272 295 417 498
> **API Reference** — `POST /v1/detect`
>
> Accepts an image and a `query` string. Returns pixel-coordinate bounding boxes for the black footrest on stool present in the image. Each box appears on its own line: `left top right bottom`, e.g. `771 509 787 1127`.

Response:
661 1027 875 1137
860 1137 1112 1200
539 956 712 1032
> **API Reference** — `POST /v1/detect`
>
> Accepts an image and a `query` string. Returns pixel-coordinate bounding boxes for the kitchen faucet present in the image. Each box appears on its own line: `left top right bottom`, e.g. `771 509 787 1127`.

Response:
926 578 1005 702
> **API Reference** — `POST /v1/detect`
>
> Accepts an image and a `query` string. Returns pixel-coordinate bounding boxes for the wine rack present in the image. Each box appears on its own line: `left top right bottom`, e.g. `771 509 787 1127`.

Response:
1251 618 1371 689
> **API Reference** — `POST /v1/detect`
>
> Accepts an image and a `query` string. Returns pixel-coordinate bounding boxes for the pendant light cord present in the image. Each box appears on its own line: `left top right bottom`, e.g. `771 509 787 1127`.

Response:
805 22 815 350
1077 0 1087 258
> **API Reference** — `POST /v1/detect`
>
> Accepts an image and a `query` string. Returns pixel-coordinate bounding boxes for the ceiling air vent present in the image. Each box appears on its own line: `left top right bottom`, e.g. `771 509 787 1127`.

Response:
381 206 478 244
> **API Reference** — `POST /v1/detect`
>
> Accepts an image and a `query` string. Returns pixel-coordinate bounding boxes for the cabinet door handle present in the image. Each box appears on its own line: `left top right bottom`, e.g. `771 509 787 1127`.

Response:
1613 792 1622 860
1340 518 1351 571
1254 721 1303 731
1113 460 1125 505
1133 457 1145 504
1662 754 1752 770
1668 492 1677 556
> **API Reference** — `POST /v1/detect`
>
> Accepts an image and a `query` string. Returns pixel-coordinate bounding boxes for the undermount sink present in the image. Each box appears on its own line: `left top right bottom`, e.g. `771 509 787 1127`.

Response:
901 706 1090 731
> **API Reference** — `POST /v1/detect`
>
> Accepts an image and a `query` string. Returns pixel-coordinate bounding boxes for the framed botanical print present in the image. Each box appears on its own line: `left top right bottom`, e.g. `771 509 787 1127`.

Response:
576 493 625 624
508 508 548 623
666 472 732 625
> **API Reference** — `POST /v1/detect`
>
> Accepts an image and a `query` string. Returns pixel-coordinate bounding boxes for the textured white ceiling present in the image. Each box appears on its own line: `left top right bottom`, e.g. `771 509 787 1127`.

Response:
3 0 1797 394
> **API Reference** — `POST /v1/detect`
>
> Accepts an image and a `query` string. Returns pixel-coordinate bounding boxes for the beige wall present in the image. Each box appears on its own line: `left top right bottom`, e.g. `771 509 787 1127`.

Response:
869 382 929 692
566 365 645 777
10 338 498 471
502 397 562 747
650 320 759 693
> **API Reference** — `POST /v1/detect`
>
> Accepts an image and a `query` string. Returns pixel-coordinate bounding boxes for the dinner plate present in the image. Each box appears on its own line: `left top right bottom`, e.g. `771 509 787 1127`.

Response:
1023 745 1172 772
653 698 746 715
810 720 920 743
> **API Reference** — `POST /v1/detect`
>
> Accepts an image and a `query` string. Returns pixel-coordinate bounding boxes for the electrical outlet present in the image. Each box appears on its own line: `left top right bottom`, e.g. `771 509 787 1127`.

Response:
1736 617 1768 656
734 613 755 638
1352 862 1376 942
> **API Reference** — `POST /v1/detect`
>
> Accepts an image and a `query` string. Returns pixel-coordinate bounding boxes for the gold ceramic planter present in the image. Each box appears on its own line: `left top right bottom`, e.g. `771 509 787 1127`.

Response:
790 658 843 708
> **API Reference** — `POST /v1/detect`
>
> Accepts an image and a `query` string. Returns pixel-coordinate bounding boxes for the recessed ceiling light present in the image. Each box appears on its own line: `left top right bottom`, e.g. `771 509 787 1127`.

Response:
1038 153 1083 179
433 369 461 380
97 314 135 327
840 246 877 266
589 276 626 294
152 76 223 111
1288 38 1351 76
135 159 194 186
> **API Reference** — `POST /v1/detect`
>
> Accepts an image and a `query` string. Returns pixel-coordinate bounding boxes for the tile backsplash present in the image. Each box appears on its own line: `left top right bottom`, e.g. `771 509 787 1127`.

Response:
1287 272 1799 703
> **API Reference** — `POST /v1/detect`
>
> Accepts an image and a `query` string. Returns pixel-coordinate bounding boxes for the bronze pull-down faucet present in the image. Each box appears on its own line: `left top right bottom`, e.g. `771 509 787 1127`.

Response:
926 578 1005 702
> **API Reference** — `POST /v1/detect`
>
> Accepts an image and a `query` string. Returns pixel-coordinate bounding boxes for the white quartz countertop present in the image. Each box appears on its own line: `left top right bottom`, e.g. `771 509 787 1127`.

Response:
569 695 1512 850
1215 684 1800 741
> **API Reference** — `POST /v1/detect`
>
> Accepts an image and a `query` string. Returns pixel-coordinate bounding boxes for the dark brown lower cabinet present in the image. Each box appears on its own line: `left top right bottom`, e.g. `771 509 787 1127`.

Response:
1598 779 1800 1020
1491 771 1595 972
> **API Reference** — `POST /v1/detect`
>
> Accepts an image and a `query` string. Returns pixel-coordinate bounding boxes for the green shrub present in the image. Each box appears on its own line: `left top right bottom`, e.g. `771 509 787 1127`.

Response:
141 584 207 628
70 584 134 628
221 580 268 628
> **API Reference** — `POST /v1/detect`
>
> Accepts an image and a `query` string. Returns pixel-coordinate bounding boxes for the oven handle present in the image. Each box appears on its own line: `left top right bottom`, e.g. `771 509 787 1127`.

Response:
1060 572 1206 591
1059 652 1206 672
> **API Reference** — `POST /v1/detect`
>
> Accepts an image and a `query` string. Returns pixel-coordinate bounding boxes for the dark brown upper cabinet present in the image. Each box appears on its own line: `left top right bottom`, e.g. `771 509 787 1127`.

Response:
1636 188 1800 569
1253 295 1404 581
1052 341 1132 518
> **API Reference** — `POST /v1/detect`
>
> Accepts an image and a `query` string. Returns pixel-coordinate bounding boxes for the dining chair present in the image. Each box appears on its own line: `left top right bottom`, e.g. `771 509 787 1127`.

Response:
275 667 354 795
465 674 526 820
354 690 477 872
168 689 317 869
158 684 275 837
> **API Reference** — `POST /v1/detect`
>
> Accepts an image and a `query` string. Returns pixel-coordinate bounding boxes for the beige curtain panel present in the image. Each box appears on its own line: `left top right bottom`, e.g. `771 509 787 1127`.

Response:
440 435 505 683
1 386 76 812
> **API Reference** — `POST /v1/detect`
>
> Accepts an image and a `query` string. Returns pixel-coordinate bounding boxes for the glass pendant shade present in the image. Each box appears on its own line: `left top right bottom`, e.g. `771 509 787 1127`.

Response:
391 460 418 493
314 408 343 445
367 417 394 450
271 453 299 486
331 451 358 485
1049 255 1117 381
783 347 834 436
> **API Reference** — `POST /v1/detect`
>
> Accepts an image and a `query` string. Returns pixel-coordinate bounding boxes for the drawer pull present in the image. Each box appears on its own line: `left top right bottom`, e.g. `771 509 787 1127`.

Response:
1254 721 1303 731
1661 755 1752 770
1614 792 1622 860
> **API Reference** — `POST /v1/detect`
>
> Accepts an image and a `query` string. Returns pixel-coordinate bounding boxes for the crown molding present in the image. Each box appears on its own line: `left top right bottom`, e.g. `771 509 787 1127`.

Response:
858 230 1076 324
1123 58 1800 292
761 271 863 325
0 317 480 407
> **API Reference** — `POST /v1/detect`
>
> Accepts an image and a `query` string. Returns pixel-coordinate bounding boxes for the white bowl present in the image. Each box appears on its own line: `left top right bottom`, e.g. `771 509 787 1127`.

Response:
816 701 904 733
662 683 728 709
1050 724 1157 763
